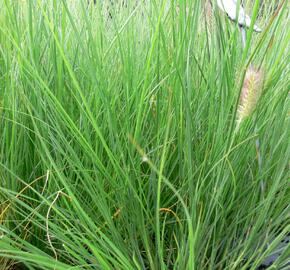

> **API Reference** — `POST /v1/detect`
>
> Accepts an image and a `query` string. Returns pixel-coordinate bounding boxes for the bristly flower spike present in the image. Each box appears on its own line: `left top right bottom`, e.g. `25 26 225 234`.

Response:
236 65 264 129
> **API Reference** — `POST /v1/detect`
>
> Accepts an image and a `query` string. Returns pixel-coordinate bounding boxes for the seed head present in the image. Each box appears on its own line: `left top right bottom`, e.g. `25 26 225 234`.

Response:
204 1 214 33
237 66 264 129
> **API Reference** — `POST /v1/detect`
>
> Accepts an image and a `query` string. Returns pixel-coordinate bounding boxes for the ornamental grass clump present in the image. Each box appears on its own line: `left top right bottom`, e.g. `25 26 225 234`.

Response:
237 65 265 128
0 0 289 269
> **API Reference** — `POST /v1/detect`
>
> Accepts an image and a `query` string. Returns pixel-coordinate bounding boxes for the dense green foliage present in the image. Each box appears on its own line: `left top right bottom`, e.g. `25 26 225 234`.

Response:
0 0 289 269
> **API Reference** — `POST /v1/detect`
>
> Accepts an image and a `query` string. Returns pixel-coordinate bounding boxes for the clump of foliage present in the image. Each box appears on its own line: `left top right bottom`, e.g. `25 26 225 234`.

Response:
0 0 289 269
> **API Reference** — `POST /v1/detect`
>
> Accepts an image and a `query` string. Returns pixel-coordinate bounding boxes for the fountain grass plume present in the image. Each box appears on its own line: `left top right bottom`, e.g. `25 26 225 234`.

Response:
237 65 265 129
